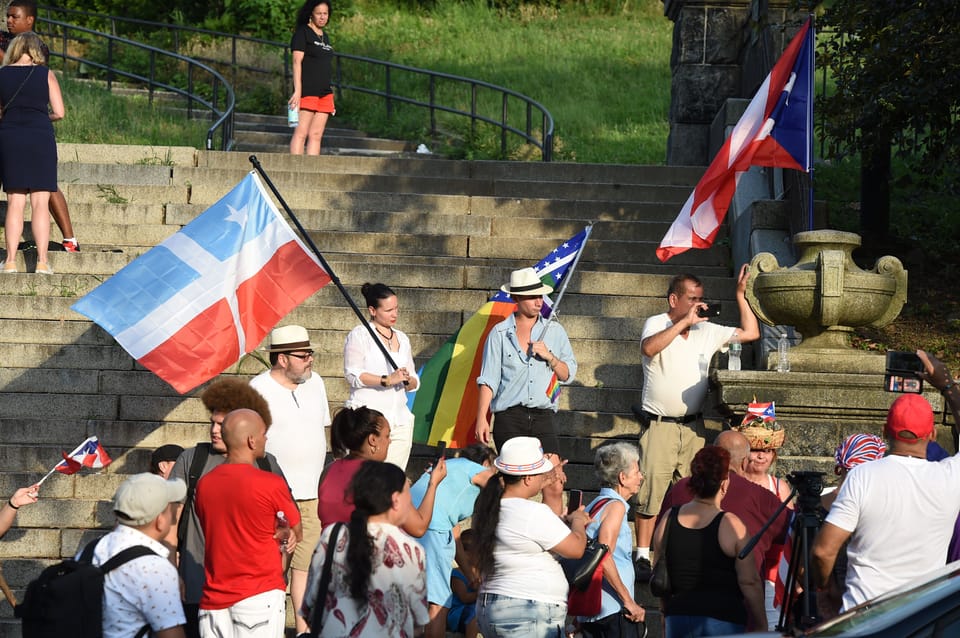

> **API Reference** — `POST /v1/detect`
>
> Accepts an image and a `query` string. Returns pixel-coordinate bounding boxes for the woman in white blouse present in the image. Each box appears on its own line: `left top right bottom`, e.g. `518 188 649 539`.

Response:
344 283 419 470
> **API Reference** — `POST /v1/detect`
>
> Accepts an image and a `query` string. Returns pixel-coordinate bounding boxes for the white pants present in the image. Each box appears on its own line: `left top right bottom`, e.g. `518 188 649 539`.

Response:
199 589 285 638
386 420 413 470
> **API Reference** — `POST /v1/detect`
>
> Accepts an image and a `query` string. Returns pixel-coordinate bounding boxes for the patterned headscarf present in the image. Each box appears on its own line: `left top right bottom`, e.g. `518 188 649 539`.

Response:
834 433 886 475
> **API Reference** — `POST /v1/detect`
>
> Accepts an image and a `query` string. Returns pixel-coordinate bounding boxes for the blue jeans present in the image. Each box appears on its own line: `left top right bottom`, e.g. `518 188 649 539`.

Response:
477 592 566 638
666 615 745 638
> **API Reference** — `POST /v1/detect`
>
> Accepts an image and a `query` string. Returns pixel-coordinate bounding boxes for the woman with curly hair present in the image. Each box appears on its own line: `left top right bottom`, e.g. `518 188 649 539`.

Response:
289 0 335 155
652 446 766 637
302 461 429 637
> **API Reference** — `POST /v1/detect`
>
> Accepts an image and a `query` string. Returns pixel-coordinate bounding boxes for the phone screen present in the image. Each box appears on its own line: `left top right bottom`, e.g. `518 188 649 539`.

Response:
566 489 582 515
886 351 924 374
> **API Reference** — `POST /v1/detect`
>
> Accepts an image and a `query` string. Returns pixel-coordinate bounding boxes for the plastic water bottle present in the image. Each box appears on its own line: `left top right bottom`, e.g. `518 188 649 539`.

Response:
275 511 291 546
287 104 299 128
728 333 741 371
777 333 790 373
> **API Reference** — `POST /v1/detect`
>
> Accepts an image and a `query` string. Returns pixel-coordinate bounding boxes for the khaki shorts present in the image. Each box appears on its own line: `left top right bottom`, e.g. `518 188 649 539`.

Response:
292 498 321 572
635 417 706 517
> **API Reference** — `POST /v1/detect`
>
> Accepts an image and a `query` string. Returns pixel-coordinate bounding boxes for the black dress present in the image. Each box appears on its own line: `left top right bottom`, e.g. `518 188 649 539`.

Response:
0 64 57 192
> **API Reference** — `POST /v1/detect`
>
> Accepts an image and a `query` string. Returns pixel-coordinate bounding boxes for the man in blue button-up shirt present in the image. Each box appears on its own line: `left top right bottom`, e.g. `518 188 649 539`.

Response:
475 268 577 456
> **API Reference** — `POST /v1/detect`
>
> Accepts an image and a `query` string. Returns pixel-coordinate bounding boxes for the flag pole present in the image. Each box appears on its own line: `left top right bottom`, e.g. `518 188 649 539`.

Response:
536 224 593 341
248 156 403 376
807 13 816 231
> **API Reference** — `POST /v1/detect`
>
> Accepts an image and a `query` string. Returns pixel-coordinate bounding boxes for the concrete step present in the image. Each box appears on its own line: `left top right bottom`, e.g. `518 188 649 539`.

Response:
197 150 706 185
235 129 416 152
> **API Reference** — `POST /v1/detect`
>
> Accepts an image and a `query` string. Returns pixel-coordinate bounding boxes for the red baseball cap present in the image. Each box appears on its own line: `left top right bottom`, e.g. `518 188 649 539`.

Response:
885 394 935 442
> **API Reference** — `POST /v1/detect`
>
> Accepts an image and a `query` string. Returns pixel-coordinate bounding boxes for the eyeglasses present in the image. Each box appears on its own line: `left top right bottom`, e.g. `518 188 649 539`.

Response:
284 351 314 360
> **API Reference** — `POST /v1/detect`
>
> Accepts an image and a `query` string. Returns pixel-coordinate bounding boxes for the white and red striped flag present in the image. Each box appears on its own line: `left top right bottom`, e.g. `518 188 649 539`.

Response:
657 18 814 262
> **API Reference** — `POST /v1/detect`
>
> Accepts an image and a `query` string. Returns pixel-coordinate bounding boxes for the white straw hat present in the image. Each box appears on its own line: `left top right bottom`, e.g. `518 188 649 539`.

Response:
262 325 314 352
494 437 554 476
500 268 554 296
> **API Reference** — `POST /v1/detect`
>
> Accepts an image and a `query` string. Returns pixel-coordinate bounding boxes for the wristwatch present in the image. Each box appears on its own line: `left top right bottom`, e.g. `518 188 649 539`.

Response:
380 375 387 387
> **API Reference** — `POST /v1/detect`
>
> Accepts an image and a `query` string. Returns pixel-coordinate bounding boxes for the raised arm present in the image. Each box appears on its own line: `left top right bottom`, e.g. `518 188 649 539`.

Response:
734 264 760 342
918 349 960 428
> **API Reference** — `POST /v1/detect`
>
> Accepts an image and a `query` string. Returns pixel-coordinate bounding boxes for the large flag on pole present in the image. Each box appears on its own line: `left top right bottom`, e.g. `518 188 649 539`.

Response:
72 172 331 393
657 18 814 262
412 228 589 447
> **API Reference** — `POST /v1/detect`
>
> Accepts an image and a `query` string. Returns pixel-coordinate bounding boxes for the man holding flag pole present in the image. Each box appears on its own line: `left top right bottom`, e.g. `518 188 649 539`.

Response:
475 265 579 457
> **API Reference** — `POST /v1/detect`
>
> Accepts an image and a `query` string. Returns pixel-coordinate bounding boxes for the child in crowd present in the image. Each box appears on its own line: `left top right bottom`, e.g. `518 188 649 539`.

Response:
448 529 479 638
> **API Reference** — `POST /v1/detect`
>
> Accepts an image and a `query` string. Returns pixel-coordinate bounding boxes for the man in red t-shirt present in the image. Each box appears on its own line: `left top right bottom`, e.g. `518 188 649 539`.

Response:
195 408 302 638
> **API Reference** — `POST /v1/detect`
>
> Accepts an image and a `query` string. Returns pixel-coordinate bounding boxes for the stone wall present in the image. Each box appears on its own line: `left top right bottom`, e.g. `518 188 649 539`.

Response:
663 0 809 166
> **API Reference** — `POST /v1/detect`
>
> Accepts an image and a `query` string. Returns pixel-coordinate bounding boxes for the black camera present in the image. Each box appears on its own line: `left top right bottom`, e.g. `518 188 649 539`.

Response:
697 303 721 318
787 471 825 513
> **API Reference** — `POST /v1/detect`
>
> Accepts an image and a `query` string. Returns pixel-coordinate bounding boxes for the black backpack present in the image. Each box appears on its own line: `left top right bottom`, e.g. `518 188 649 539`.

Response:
15 537 156 638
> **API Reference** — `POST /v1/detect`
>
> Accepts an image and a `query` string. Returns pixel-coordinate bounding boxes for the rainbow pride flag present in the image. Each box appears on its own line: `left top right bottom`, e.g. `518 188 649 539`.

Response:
412 228 589 446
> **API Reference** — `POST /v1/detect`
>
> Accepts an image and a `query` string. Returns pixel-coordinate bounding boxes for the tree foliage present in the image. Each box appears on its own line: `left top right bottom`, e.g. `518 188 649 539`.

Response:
818 0 960 185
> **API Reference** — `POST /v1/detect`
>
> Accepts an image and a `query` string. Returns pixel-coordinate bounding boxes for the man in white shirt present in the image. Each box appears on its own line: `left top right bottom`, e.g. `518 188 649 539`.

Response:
813 360 960 611
634 266 759 578
249 324 331 636
86 473 187 638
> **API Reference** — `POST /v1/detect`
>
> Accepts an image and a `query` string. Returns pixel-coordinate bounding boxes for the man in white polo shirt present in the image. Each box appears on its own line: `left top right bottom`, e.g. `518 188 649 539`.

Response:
250 324 330 636
633 266 759 578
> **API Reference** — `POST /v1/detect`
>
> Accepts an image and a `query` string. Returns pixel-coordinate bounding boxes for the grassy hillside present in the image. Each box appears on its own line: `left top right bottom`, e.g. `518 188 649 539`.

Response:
333 1 673 163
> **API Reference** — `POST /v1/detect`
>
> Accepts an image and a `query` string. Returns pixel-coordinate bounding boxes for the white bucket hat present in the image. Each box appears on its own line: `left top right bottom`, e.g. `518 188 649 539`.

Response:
500 268 554 296
494 437 554 476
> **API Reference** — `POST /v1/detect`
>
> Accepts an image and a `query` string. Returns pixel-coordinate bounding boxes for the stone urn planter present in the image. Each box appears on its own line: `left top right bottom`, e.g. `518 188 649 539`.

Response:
744 230 908 350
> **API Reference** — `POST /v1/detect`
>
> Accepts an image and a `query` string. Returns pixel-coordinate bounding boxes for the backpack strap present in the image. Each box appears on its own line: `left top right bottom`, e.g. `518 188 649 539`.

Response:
78 536 102 564
177 443 211 548
309 523 344 636
100 545 157 574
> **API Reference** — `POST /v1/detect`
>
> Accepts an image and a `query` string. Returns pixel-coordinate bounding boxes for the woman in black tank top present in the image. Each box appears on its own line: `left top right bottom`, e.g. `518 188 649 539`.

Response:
652 446 767 636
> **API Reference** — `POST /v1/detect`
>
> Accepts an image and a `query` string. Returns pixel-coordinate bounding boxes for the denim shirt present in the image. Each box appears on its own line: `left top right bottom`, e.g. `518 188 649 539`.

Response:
477 313 577 412
579 487 635 621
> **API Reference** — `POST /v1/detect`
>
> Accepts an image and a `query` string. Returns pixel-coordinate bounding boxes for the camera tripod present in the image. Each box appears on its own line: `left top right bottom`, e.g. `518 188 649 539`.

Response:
740 471 825 633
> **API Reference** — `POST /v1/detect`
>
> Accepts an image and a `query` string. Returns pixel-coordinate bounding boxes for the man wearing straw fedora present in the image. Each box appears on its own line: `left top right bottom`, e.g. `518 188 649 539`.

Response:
250 325 331 637
633 267 759 580
476 267 577 456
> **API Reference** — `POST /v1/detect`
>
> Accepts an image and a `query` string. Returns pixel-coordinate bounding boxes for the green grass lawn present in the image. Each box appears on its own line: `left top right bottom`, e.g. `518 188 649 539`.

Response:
333 1 672 163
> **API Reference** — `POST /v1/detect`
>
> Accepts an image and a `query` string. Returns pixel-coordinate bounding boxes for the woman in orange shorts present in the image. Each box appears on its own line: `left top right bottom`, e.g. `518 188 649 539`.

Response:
289 0 335 155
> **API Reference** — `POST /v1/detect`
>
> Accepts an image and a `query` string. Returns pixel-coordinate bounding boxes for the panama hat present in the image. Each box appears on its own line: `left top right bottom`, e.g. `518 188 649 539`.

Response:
500 267 554 296
262 325 314 353
494 437 554 476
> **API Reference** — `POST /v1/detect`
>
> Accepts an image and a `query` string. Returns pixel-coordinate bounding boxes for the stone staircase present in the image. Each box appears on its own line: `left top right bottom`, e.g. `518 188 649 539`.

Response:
0 143 741 635
233 112 420 157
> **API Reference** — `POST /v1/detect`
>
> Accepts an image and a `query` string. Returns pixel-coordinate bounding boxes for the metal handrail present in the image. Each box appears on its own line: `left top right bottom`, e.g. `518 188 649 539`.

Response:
38 18 235 150
36 5 554 160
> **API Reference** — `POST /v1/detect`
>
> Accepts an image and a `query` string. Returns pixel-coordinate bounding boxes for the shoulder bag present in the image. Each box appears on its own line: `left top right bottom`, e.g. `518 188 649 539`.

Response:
308 522 345 636
562 498 612 616
649 506 678 598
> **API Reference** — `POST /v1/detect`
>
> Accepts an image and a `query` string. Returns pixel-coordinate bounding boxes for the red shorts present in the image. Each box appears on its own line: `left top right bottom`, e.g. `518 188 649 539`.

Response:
300 94 334 114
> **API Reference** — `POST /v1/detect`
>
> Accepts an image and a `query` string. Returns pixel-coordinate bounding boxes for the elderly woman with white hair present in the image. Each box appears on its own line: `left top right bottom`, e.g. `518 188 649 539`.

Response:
577 442 646 637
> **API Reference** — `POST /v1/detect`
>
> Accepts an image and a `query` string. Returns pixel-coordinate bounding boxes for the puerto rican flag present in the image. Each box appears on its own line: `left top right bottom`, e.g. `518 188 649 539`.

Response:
657 18 814 262
55 436 112 474
72 172 331 393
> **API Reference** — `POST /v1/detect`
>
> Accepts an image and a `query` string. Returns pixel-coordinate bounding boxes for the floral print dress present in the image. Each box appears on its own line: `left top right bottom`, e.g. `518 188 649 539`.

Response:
302 521 429 638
